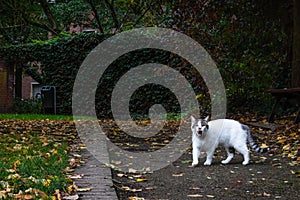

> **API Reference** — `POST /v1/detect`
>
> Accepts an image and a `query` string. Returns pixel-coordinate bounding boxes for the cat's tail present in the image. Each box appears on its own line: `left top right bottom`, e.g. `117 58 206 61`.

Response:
242 124 270 153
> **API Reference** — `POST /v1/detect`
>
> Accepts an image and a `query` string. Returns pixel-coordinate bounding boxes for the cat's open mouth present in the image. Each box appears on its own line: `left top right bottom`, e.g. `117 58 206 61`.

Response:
197 131 203 137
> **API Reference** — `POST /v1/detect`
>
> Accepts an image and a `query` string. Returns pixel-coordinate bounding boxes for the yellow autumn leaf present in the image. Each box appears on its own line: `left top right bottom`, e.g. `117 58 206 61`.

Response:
136 178 148 182
289 132 297 137
121 186 130 191
43 179 51 186
77 187 91 192
129 197 145 200
282 144 290 151
52 149 58 154
13 160 21 171
196 94 203 99
260 143 269 148
50 196 56 200
277 139 286 144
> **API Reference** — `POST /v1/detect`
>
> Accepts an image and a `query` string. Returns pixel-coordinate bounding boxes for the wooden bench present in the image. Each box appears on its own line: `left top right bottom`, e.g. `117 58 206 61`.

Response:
267 87 300 123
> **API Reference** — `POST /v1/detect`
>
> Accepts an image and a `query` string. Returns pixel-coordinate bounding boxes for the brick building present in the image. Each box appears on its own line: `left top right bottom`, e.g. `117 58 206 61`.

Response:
22 76 42 99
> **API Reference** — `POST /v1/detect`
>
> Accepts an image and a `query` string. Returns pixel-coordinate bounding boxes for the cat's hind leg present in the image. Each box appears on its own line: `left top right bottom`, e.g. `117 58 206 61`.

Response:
234 144 250 165
221 146 234 164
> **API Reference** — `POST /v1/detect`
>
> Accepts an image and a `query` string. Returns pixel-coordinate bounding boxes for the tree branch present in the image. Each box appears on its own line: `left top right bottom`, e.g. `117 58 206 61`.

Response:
39 0 59 34
23 17 59 36
87 0 104 33
134 1 155 27
104 0 120 30
23 63 44 84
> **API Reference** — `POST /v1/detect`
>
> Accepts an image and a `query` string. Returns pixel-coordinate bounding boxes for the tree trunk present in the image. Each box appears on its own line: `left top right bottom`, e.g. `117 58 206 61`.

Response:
15 64 22 99
292 0 300 87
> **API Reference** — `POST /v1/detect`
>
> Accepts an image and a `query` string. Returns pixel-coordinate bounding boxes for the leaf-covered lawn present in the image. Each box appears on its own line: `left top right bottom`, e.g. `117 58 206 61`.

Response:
0 120 79 199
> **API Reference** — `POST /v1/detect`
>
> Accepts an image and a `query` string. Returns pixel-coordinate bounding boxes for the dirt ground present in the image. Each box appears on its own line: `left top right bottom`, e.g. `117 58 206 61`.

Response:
112 149 300 200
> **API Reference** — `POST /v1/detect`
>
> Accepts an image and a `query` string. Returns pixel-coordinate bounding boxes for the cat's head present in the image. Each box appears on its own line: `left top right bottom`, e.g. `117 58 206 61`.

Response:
191 116 209 137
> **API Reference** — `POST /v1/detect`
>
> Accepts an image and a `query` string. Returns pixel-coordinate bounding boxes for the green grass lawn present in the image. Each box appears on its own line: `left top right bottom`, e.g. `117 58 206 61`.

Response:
0 113 98 121
0 115 75 199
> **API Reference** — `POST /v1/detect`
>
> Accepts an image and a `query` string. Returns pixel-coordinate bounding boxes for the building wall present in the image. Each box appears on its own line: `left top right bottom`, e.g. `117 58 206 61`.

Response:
22 76 42 99
22 76 34 99
0 60 14 113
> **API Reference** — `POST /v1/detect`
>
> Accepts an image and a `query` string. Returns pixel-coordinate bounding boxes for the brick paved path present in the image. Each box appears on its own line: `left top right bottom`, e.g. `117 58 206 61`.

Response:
74 149 118 200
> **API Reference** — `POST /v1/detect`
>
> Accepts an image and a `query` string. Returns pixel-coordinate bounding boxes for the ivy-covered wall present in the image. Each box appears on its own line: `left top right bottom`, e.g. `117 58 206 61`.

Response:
0 33 207 116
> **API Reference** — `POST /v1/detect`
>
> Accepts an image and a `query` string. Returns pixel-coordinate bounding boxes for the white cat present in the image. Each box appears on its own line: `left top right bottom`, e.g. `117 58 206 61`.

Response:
191 116 269 166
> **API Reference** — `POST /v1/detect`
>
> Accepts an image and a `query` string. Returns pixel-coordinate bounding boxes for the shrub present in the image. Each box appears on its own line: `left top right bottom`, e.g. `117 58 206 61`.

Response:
13 98 42 114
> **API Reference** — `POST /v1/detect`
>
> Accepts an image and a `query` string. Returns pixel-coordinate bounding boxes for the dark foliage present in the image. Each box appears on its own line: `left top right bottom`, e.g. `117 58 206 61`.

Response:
0 0 292 115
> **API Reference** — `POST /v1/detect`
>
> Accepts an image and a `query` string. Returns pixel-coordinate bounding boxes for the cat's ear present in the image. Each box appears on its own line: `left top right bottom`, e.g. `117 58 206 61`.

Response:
191 115 196 126
204 116 209 121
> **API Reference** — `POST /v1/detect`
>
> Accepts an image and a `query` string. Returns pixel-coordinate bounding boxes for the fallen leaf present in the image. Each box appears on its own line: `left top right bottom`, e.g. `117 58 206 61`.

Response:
145 187 156 190
0 190 7 199
129 168 138 173
121 186 130 191
62 194 79 200
130 188 143 192
54 189 62 200
77 187 91 192
172 173 184 177
13 160 21 171
121 186 142 192
117 173 125 177
69 174 83 179
136 178 148 182
206 195 215 198
128 197 145 200
72 154 82 158
260 143 269 148
14 194 35 199
263 192 271 197
187 194 203 198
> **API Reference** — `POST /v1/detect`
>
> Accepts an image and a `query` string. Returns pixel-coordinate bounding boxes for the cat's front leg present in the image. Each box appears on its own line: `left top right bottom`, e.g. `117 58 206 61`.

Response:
192 145 200 167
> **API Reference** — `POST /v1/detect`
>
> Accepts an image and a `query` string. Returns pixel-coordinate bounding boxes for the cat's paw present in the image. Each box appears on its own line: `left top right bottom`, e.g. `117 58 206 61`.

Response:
204 161 211 166
191 162 198 167
221 160 229 164
242 160 249 165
